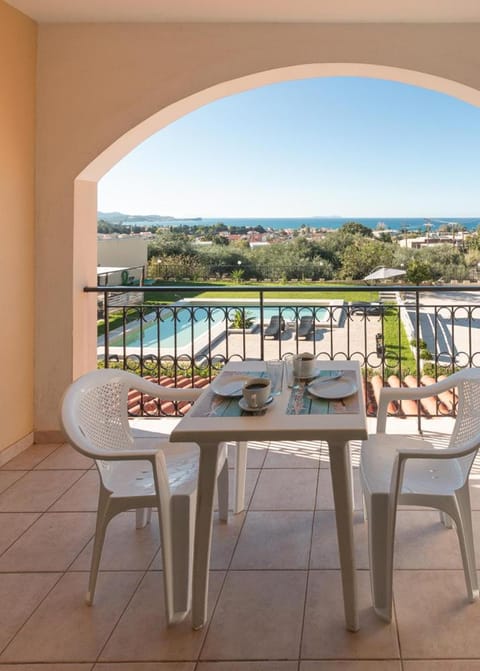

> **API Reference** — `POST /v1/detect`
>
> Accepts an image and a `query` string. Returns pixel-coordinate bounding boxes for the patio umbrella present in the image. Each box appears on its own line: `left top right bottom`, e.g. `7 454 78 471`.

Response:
363 266 406 282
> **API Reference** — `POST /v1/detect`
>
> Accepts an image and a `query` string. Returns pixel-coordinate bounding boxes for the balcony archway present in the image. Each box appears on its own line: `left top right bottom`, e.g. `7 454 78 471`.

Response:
36 23 480 436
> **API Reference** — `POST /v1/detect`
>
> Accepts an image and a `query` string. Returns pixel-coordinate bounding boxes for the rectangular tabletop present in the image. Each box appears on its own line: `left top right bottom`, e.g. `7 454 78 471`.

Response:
174 360 367 444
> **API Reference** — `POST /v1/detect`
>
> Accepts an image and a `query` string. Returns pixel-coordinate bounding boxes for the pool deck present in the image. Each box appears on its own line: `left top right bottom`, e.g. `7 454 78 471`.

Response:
207 312 385 364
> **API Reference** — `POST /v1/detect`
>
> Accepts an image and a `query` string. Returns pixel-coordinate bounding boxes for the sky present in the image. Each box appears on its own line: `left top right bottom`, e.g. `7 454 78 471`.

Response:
98 77 480 218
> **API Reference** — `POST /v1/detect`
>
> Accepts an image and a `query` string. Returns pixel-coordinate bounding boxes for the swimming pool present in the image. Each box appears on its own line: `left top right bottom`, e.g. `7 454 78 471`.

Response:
107 305 328 349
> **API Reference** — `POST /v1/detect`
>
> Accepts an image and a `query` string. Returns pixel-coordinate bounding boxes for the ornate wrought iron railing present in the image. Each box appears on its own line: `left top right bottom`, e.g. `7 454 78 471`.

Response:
86 283 480 420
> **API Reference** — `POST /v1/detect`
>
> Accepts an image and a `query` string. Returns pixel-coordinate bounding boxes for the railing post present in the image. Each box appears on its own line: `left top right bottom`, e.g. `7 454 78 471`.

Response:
415 289 421 433
104 289 110 368
260 290 265 361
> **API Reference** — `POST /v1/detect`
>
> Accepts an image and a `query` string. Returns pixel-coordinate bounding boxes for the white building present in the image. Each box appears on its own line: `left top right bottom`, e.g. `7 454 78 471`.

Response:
97 235 148 268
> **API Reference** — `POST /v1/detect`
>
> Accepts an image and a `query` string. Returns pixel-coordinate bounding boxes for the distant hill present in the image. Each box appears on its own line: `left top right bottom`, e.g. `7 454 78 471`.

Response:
98 211 201 225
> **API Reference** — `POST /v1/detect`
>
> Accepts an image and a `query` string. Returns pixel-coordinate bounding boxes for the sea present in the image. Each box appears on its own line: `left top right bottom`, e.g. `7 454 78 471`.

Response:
156 217 480 233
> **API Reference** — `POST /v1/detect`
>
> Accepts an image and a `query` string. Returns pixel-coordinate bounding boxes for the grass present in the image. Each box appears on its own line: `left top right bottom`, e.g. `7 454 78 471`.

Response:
382 306 417 377
142 280 380 304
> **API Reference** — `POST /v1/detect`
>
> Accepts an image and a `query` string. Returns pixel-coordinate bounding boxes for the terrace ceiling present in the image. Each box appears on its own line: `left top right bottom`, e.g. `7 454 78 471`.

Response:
6 0 480 23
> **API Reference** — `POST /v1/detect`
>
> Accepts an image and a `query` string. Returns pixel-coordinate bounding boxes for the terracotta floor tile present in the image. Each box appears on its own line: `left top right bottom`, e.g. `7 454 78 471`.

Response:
394 570 480 659
301 570 399 659
264 440 322 468
243 442 268 469
0 445 61 471
403 663 480 670
0 471 27 494
4 433 480 666
392 510 470 569
0 513 96 572
201 570 306 660
198 664 297 671
231 511 313 569
50 471 100 512
0 512 40 556
0 471 84 512
35 444 93 470
0 663 92 670
225 469 260 512
0 572 142 663
300 663 402 670
315 469 334 509
100 571 224 661
70 512 160 572
149 514 238 571
94 664 194 670
210 512 245 570
228 442 268 470
0 573 60 652
316 469 363 511
310 511 369 570
250 469 318 510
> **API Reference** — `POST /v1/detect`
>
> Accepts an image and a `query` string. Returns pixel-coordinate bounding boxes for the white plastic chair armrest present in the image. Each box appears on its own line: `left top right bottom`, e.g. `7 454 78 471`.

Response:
377 376 459 432
396 441 479 462
389 439 480 506
131 376 203 403
85 447 159 462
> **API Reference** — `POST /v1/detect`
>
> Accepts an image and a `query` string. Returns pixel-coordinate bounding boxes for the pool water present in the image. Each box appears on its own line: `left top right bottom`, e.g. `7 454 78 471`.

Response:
108 305 328 349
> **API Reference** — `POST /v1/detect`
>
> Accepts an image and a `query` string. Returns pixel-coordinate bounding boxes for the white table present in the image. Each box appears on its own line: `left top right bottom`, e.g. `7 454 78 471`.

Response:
170 359 368 631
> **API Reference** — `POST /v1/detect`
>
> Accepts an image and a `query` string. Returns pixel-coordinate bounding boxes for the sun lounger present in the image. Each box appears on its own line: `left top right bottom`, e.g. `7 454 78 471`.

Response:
264 315 285 339
297 315 315 339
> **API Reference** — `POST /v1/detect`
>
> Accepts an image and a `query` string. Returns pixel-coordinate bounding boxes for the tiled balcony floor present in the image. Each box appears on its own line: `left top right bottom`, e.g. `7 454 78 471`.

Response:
1 421 480 670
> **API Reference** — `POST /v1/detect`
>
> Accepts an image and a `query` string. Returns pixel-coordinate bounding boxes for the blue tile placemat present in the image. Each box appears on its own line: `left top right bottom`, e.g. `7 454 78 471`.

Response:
286 370 360 415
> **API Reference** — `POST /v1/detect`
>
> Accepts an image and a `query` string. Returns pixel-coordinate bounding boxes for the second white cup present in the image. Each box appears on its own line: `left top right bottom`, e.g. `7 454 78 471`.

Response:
293 352 316 379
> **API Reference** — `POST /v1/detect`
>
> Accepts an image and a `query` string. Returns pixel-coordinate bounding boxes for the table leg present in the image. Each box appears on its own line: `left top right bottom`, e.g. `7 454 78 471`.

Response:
234 441 248 514
328 440 359 632
192 441 221 630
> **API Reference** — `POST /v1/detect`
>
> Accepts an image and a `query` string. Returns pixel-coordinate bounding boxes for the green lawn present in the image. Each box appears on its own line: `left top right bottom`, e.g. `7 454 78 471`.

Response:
142 281 379 304
382 306 417 377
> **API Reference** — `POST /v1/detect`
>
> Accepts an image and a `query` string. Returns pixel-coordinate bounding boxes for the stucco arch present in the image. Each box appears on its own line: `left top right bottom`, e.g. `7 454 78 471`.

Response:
78 62 480 183
36 22 480 436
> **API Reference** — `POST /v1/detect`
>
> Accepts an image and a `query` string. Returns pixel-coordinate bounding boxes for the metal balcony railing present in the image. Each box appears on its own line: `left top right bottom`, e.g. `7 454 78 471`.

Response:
85 283 480 420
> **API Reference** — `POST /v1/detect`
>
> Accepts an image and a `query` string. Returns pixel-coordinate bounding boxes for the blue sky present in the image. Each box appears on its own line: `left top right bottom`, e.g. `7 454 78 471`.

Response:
98 77 480 218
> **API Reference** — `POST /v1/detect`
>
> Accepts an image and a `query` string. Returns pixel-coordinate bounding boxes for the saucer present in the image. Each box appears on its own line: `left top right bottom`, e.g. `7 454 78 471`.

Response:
307 377 357 399
238 396 274 413
211 374 252 397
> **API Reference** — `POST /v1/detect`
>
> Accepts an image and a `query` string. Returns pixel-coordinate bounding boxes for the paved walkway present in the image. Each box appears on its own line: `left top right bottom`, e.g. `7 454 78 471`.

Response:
403 290 480 367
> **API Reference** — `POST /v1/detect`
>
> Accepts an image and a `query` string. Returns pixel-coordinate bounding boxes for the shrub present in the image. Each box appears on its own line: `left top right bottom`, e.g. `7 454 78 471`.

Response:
229 309 254 329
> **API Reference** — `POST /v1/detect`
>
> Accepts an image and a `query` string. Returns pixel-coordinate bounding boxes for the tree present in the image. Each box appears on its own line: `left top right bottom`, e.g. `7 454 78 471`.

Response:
212 235 229 246
406 258 432 284
340 221 373 237
340 238 394 280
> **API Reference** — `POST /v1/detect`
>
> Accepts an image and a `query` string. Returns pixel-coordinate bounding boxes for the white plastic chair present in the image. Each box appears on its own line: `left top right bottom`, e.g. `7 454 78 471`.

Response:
360 369 480 622
60 368 229 624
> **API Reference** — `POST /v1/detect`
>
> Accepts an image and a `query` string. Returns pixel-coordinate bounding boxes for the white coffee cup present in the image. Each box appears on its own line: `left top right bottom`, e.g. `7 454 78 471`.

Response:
242 377 271 409
293 352 316 379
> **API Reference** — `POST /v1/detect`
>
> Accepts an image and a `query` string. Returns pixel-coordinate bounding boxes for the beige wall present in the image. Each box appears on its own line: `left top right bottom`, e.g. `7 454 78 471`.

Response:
0 1 36 454
36 22 480 431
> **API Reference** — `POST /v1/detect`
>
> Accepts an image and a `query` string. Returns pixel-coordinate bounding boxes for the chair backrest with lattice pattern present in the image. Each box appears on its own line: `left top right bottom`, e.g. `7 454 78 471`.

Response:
448 369 480 478
63 370 135 456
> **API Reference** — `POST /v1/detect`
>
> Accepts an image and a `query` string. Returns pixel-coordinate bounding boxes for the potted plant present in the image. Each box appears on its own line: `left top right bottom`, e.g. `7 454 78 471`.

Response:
229 308 255 331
